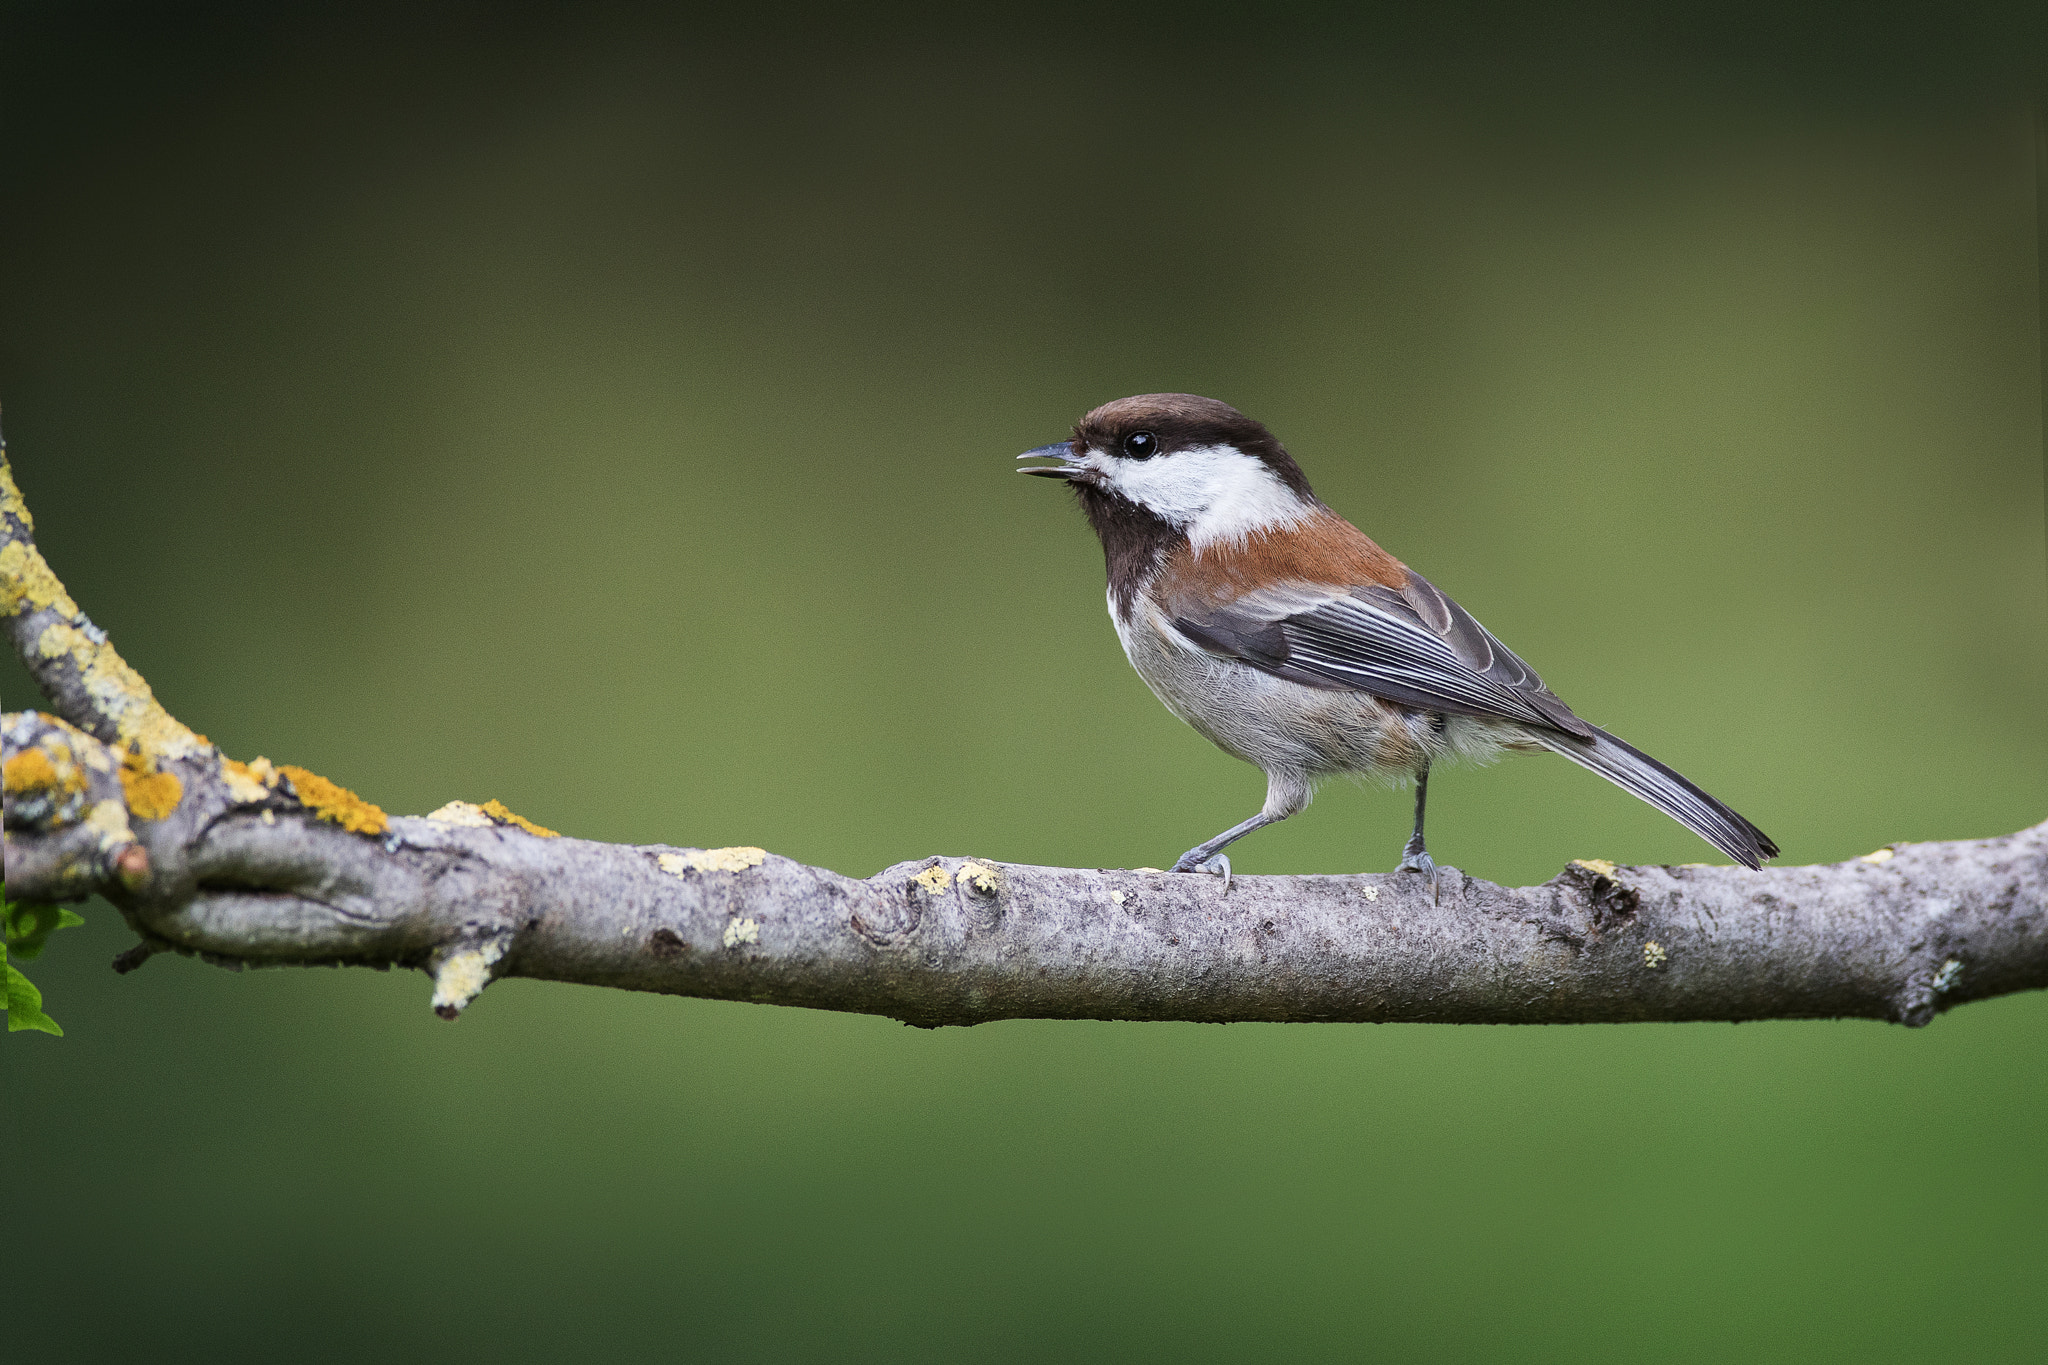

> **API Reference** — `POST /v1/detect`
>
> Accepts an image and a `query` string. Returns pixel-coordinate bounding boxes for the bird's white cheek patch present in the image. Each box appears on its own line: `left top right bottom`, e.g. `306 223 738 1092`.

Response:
1101 445 1311 548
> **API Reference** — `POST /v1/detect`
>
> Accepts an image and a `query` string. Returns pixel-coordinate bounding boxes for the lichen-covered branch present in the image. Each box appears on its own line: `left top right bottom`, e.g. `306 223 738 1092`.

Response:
0 452 207 766
3 441 2045 1027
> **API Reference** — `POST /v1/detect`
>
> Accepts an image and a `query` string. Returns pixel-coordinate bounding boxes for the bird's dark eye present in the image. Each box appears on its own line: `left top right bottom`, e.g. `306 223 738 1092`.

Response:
1122 431 1159 459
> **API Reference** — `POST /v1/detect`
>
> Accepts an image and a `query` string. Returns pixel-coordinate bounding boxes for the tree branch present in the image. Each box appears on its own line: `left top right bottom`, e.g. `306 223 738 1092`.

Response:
4 441 2043 1027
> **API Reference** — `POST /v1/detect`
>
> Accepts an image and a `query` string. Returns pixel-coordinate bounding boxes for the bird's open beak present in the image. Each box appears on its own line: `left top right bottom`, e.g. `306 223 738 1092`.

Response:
1017 443 1086 480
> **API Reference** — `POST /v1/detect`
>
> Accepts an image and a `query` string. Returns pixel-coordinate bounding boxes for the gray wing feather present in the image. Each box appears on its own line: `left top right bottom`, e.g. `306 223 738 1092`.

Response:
1175 571 1595 740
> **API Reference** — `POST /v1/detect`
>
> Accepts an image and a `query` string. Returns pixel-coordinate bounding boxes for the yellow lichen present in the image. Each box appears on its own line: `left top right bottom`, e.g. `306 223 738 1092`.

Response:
1 459 35 532
118 754 183 822
1573 858 1619 878
84 797 135 852
30 619 206 763
3 747 60 794
0 540 79 618
477 799 559 838
1859 848 1896 864
958 860 1002 894
656 852 690 877
76 733 113 773
676 846 767 873
419 798 556 836
3 737 90 808
429 936 510 1017
1361 885 1380 902
913 865 953 894
278 763 390 836
722 917 760 948
1643 941 1669 969
220 758 271 804
425 800 497 828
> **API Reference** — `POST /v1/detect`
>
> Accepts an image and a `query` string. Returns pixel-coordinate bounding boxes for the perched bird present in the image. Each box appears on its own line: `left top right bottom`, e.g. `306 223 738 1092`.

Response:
1019 393 1777 890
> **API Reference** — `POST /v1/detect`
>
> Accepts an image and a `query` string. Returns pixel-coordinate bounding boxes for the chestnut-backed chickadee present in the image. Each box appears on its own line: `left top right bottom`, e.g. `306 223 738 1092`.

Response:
1020 393 1778 890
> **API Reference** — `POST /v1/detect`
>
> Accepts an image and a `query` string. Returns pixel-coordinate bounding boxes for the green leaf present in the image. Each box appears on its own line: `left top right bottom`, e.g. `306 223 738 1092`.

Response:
6 899 86 961
4 886 82 1035
6 956 64 1035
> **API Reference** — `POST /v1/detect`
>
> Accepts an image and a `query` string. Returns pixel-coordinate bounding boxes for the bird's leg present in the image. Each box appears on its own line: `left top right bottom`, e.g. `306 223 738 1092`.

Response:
1172 773 1309 892
1397 764 1439 903
1170 812 1282 892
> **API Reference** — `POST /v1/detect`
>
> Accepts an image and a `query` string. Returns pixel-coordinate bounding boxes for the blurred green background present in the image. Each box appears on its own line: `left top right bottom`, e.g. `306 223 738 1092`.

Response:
5 4 2048 1361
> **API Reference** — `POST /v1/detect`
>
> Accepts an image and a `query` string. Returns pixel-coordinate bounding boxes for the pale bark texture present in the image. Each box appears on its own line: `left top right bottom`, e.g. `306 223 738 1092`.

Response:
3 443 2043 1027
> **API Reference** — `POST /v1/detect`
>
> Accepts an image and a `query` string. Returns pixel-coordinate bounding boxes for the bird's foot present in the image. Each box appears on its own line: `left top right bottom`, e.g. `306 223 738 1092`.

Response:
1397 848 1439 905
1171 850 1233 892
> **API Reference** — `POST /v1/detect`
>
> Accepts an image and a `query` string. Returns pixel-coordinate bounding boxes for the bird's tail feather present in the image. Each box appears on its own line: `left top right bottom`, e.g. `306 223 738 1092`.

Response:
1532 724 1779 869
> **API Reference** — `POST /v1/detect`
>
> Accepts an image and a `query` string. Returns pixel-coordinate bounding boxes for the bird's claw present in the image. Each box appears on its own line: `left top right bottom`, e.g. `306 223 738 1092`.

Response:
1171 851 1233 892
1398 849 1440 905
